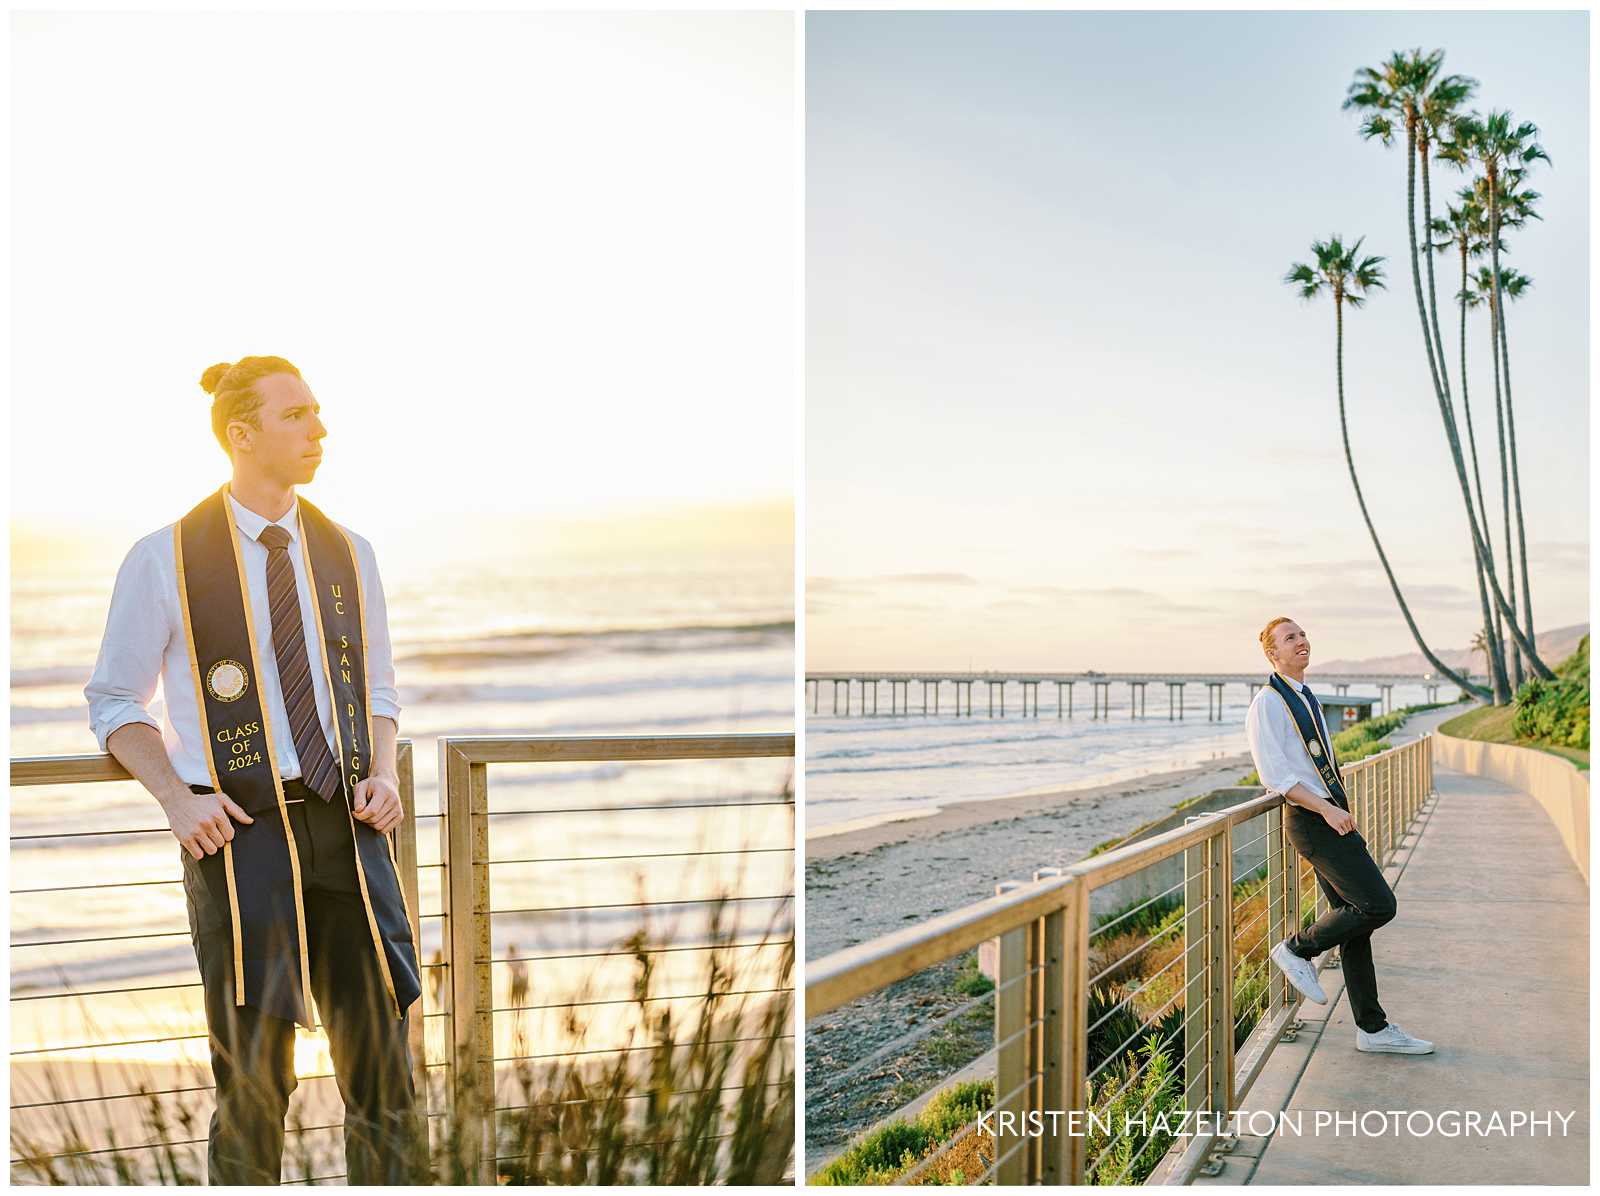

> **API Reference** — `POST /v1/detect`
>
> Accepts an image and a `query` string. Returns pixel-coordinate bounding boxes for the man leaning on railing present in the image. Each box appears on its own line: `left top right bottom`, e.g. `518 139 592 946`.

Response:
1247 616 1434 1057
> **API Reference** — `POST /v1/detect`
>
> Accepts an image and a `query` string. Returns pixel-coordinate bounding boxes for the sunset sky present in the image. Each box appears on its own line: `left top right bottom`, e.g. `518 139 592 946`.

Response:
12 11 795 545
807 10 1588 672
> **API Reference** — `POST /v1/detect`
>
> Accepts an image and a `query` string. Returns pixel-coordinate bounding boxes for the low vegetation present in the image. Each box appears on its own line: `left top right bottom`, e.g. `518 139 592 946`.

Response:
11 896 795 1186
1441 636 1589 768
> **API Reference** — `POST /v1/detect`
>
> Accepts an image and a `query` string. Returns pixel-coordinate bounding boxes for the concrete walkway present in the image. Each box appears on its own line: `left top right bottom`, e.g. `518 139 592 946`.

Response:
1200 736 1589 1184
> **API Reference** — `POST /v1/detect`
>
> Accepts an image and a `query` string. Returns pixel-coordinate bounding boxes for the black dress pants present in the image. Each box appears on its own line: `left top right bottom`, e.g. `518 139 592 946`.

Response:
1283 802 1398 1034
181 778 419 1184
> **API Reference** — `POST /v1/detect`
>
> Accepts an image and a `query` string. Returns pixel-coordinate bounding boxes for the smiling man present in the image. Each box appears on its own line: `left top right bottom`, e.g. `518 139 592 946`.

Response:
84 356 422 1183
1245 616 1433 1057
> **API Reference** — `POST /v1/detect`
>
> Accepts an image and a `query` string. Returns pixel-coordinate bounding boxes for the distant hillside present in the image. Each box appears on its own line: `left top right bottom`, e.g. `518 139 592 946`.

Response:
1318 623 1589 675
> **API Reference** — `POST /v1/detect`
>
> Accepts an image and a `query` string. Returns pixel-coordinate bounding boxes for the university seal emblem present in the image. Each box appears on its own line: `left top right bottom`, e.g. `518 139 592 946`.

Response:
207 659 248 702
1307 738 1322 757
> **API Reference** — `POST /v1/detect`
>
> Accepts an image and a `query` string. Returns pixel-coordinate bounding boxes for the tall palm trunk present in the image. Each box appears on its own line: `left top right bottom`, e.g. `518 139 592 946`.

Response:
1497 286 1537 678
1406 125 1553 680
1418 135 1454 403
1459 245 1510 702
1334 292 1483 698
1488 290 1523 689
1405 114 1448 403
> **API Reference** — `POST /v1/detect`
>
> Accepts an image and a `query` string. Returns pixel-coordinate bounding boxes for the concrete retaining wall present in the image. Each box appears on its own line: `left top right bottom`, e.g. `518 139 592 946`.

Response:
1434 730 1590 884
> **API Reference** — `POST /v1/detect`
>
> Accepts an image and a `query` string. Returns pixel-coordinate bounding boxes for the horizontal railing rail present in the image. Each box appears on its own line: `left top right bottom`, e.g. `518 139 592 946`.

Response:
805 734 1435 1185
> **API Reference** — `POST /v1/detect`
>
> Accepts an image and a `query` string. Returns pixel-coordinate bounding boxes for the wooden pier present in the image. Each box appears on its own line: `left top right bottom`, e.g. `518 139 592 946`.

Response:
804 671 1464 720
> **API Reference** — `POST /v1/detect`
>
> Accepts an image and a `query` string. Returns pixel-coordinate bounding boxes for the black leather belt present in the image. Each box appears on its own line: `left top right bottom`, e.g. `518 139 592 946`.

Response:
189 778 320 804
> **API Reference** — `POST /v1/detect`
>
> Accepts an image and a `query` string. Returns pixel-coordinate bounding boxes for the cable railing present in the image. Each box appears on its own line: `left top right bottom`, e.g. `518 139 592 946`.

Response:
804 734 1435 1185
11 732 795 1185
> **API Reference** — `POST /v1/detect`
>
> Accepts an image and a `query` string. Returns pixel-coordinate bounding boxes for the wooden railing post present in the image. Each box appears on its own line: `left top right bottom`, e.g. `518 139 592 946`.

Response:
1206 819 1234 1113
1182 815 1213 1117
1266 805 1289 1018
391 741 428 1145
1037 871 1087 1184
1282 803 1302 974
441 741 494 1182
994 917 1030 1185
1384 753 1395 864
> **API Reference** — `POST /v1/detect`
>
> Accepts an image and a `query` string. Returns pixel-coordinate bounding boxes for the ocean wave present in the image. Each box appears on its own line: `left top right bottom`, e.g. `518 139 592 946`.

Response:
804 754 1083 778
395 619 794 668
10 666 93 690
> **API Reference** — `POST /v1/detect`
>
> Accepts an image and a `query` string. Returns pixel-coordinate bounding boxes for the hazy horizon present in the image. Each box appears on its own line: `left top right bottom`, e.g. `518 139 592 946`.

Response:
807 10 1589 674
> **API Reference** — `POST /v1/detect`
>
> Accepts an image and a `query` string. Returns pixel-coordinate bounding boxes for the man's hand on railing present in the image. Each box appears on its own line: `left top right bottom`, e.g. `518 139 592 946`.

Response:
353 771 404 835
167 791 255 860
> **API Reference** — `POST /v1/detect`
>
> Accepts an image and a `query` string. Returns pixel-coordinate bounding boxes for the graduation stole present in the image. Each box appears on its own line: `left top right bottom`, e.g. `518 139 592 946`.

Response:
1266 671 1348 808
174 484 420 1027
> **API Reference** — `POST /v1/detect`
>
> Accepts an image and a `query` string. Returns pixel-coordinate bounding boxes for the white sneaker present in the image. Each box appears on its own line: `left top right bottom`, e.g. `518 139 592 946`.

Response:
1356 1021 1434 1054
1269 939 1327 1004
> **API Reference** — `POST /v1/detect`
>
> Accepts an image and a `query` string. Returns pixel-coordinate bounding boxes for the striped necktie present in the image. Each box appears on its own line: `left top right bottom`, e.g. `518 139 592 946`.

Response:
257 524 341 801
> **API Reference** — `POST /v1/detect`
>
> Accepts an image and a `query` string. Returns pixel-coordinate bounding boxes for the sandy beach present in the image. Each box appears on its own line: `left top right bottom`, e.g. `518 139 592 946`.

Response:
804 752 1253 960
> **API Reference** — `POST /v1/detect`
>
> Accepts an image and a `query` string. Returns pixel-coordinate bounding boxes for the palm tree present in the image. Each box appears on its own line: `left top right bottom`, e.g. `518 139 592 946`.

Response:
1414 57 1477 403
1470 628 1489 677
1448 109 1553 679
1284 236 1485 698
1348 62 1553 683
1474 262 1536 686
1343 50 1475 412
1429 198 1509 702
1435 163 1544 683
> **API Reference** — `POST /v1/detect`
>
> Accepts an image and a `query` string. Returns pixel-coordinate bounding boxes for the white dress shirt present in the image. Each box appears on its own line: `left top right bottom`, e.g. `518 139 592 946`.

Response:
1245 671 1341 803
84 489 400 788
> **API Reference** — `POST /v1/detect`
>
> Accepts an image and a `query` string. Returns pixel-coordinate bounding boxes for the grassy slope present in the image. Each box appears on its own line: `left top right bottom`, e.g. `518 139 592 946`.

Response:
1438 704 1590 771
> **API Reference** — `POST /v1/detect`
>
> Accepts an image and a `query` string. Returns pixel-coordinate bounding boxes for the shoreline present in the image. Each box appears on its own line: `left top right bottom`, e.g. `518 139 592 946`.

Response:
806 752 1254 865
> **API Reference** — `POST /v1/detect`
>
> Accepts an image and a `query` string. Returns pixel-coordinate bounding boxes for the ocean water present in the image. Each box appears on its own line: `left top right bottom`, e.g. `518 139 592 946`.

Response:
804 680 1460 838
10 519 795 1071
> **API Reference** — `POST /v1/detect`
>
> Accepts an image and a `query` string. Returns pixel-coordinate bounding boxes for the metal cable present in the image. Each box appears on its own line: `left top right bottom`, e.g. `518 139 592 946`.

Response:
491 985 790 1015
486 798 792 818
487 893 792 918
808 965 1041 1101
1084 977 1184 1086
13 979 204 1003
481 938 791 967
492 1032 791 1066
1085 937 1206 1037
11 877 182 895
1086 901 1209 990
1086 875 1188 941
486 845 792 867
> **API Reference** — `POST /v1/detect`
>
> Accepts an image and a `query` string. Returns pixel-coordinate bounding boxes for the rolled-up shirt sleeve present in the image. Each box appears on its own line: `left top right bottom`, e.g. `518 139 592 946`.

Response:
354 533 401 723
1245 693 1302 798
84 540 167 751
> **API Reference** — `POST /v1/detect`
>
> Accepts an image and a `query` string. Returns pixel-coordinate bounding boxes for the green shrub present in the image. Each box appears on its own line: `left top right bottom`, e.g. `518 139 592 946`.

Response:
953 951 994 998
1083 1033 1181 1185
1512 636 1590 750
810 1079 994 1185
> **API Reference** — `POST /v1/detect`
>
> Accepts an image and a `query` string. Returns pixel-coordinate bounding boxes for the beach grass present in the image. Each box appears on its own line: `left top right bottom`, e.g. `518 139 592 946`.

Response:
11 891 795 1186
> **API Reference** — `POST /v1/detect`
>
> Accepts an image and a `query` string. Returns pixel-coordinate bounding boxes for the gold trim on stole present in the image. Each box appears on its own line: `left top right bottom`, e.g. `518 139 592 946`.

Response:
336 521 418 949
174 521 247 1005
297 511 403 1018
221 486 316 1020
